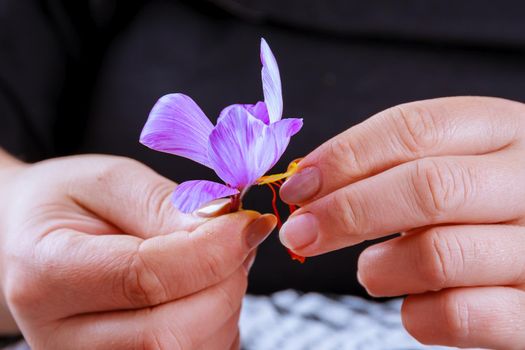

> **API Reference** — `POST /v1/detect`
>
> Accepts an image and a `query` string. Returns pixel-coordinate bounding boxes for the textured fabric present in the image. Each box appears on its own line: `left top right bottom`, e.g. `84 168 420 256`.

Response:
241 290 477 350
2 340 30 350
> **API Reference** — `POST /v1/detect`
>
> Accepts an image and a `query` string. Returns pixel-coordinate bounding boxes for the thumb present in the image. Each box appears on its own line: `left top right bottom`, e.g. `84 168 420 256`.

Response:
65 155 203 237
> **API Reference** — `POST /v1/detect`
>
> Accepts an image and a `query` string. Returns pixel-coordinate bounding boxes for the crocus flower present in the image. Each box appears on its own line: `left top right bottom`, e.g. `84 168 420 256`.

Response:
140 38 303 214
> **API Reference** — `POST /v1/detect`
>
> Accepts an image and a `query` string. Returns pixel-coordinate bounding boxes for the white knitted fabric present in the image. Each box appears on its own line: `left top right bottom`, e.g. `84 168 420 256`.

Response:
241 290 465 350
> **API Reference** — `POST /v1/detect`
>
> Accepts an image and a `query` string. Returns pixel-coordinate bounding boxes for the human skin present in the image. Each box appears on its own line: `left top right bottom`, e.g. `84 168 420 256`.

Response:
0 150 276 349
279 96 525 349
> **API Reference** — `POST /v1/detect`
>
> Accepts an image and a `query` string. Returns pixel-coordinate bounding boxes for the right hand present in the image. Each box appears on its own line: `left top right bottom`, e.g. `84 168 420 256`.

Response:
0 154 276 349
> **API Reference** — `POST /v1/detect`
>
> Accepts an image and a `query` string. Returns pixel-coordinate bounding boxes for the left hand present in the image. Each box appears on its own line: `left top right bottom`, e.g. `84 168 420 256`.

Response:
0 154 272 349
279 96 525 349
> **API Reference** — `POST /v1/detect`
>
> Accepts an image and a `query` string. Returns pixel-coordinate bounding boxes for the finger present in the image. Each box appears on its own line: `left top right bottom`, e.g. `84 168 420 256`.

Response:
60 155 202 238
6 212 276 318
280 96 525 204
280 152 525 256
358 225 525 297
229 331 240 350
43 268 248 350
197 309 240 350
402 287 525 349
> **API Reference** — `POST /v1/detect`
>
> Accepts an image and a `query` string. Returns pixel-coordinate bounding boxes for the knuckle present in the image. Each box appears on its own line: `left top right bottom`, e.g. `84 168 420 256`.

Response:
198 246 227 281
327 134 369 178
401 293 471 345
122 244 168 307
3 274 36 311
390 104 445 156
95 156 142 184
411 159 472 221
85 157 143 197
330 189 366 242
440 291 471 341
4 245 55 311
142 181 176 233
190 226 246 287
417 230 456 290
401 298 425 343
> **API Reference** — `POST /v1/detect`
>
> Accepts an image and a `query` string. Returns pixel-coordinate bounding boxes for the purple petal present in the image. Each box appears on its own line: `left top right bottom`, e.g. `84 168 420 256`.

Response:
208 105 299 188
243 101 270 124
260 38 283 124
271 118 303 138
171 180 239 213
269 118 303 162
140 93 214 167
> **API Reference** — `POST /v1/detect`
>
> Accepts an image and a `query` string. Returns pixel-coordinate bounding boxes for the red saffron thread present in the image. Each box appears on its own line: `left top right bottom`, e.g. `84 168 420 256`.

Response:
266 183 282 228
265 182 305 264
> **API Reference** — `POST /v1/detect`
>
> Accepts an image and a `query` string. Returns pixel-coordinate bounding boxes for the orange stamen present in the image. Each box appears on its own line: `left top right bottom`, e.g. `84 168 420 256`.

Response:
256 159 300 185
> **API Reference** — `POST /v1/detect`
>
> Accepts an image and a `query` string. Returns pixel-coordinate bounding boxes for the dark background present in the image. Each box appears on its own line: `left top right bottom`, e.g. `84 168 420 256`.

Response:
2 0 525 297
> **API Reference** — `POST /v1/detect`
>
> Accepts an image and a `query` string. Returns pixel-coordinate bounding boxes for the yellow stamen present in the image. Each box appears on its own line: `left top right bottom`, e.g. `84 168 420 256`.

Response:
257 158 302 185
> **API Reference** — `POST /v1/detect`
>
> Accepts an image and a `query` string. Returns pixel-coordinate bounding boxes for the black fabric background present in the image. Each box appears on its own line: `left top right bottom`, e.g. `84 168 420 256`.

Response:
1 0 525 296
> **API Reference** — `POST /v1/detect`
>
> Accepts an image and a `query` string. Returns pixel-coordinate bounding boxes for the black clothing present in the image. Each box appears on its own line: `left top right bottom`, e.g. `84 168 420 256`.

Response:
2 0 525 296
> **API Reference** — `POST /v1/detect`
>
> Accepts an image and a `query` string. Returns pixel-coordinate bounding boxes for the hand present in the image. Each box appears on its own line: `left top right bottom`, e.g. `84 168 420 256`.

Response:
0 154 276 349
279 97 525 349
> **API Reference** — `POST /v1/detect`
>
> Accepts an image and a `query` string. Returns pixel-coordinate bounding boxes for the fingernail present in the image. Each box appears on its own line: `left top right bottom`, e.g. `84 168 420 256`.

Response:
195 198 231 218
279 212 319 250
245 214 277 249
279 167 321 204
243 250 257 272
